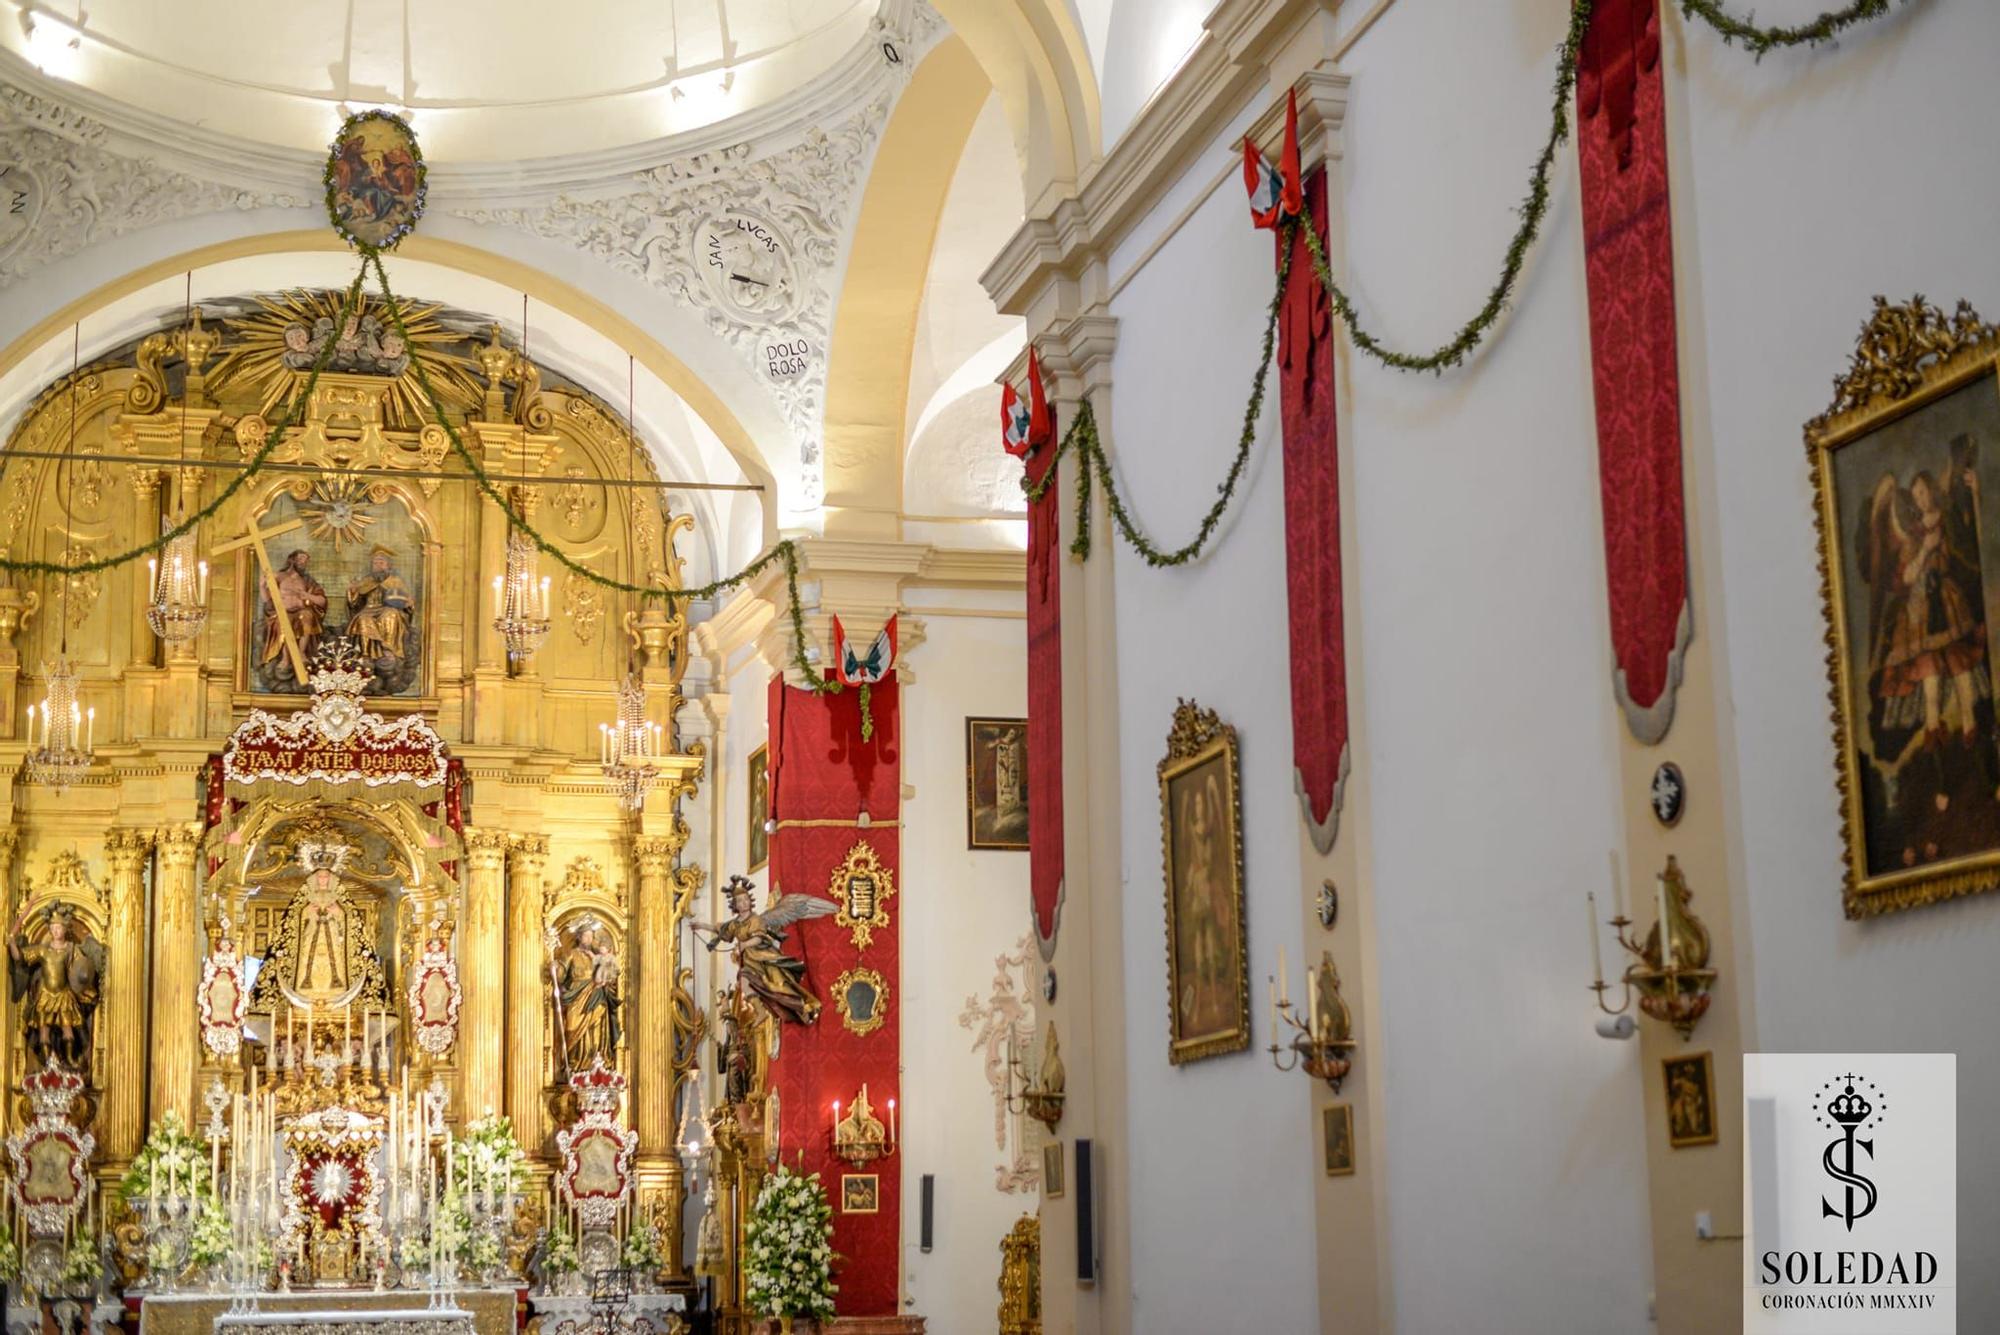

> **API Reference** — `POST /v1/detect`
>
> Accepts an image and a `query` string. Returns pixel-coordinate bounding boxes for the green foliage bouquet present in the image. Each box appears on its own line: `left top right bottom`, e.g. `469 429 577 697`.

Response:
744 1166 836 1322
60 1232 100 1291
621 1218 664 1271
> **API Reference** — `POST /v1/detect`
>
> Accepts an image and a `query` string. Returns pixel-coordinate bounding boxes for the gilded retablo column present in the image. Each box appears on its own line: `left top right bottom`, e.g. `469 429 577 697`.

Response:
150 824 201 1125
505 833 549 1151
460 829 510 1116
102 829 153 1160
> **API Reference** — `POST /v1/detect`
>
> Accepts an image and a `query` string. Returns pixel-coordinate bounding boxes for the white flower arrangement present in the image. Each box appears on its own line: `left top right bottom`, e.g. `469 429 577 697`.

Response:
455 1114 527 1201
541 1219 580 1276
189 1200 234 1269
621 1219 664 1271
0 1231 18 1283
59 1232 99 1290
743 1166 837 1321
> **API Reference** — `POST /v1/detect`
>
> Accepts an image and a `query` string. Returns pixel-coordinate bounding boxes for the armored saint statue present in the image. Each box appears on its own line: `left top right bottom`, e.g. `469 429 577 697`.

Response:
691 875 837 1026
8 904 105 1072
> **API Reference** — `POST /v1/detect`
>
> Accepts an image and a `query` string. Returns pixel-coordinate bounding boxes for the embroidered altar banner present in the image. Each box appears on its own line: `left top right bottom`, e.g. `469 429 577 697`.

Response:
767 675 901 1316
1577 0 1691 744
1281 167 1351 852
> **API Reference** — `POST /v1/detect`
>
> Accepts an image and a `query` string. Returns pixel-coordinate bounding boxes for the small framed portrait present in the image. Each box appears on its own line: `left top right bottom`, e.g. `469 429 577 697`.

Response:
966 717 1030 850
1808 297 2000 917
840 1173 879 1214
746 744 770 872
832 967 888 1037
1157 700 1250 1065
1042 1141 1065 1199
1322 1103 1356 1177
1662 1051 1718 1149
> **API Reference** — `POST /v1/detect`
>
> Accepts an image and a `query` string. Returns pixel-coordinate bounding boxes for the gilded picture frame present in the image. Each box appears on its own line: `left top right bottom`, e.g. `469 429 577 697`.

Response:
840 1173 879 1214
1808 297 2000 917
746 744 770 873
1661 1050 1718 1149
966 716 1030 850
1157 699 1250 1065
832 967 888 1038
1322 1103 1355 1177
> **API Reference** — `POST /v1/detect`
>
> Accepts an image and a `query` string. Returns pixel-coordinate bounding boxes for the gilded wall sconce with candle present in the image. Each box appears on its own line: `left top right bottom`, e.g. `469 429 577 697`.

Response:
1586 853 1717 1039
831 1083 896 1167
1268 949 1357 1092
1005 1024 1066 1133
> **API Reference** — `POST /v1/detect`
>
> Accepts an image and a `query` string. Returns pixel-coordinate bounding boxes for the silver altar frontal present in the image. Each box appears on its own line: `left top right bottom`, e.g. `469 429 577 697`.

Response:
211 1308 474 1335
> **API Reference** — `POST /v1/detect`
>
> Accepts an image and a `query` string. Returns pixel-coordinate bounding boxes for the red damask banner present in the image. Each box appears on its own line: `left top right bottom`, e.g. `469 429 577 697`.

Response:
1577 0 1692 743
1025 432 1067 953
1281 167 1350 852
767 675 901 1316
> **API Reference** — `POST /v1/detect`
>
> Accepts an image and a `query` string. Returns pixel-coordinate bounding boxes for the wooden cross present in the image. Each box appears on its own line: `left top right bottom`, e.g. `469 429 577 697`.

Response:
212 514 309 685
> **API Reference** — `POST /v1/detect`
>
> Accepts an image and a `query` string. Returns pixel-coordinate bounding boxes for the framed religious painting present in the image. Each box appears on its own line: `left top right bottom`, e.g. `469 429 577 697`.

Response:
746 744 770 872
1156 700 1249 1065
966 717 1030 850
1808 297 2000 916
840 1174 879 1214
1321 1103 1356 1177
1661 1051 1717 1150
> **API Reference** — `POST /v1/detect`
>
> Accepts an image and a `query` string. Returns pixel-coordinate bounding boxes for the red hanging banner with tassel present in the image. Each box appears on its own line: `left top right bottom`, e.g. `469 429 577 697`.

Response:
1576 0 1691 743
1279 165 1350 851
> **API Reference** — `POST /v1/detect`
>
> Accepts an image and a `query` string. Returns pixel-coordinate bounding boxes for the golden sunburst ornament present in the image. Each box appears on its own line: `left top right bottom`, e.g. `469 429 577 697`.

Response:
206 289 483 429
295 476 378 549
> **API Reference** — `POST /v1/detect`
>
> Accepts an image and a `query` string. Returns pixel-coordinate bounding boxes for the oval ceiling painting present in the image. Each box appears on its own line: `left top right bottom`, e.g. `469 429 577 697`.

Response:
324 111 428 253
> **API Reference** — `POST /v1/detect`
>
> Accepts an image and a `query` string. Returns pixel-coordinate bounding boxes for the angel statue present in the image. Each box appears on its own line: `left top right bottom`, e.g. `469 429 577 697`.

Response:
689 875 836 1026
8 903 105 1072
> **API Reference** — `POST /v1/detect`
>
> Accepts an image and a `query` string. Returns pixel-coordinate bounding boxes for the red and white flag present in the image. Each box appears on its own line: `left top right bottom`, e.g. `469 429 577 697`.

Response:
832 614 898 687
1243 88 1304 229
1001 348 1053 457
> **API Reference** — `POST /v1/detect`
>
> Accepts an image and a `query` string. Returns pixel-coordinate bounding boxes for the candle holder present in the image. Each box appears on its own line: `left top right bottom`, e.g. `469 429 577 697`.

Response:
1268 951 1358 1093
830 1085 895 1167
1003 1025 1066 1133
1588 854 1717 1040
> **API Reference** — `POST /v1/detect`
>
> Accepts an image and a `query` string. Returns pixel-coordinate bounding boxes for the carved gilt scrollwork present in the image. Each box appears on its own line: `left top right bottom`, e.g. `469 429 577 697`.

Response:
1809 296 2000 438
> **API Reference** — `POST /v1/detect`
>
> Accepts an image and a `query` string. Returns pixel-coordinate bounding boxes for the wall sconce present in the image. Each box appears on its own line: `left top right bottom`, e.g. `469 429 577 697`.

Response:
1268 949 1357 1092
1587 854 1716 1039
831 1083 896 1166
1005 1025 1066 1133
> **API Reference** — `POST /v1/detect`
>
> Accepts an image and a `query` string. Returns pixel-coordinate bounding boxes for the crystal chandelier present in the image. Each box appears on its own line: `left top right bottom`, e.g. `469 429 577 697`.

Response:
600 674 663 811
145 528 210 644
491 529 551 663
24 657 94 791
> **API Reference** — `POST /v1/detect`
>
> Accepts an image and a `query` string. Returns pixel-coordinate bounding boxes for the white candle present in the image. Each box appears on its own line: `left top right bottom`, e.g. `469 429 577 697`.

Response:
1655 874 1672 971
1586 891 1604 984
1306 966 1320 1042
1610 850 1626 921
1277 945 1288 1006
85 707 93 753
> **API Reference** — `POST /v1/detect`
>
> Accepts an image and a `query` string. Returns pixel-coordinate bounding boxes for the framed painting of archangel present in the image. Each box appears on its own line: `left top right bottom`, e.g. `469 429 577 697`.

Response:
1157 699 1249 1065
1810 296 2000 917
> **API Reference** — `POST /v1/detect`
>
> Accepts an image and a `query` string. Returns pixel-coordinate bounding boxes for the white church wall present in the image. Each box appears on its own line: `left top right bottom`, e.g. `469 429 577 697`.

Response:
896 609 1035 1333
1098 7 1658 1328
1101 94 1320 1335
1676 1 2000 1319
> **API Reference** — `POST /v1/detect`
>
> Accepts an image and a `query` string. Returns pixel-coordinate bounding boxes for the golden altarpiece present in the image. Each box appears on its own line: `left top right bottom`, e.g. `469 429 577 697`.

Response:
0 292 711 1307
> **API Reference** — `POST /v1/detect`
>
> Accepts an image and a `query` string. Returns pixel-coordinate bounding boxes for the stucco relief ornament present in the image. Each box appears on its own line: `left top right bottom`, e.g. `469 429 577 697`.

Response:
325 110 427 253
406 916 461 1057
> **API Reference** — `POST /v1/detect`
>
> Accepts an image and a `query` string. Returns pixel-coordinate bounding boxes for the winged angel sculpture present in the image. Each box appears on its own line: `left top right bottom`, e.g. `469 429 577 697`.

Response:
690 875 837 1026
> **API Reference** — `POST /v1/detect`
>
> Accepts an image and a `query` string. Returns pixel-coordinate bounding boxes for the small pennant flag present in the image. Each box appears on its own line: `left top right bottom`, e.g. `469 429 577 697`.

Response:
1243 88 1304 229
1027 347 1052 446
832 614 898 687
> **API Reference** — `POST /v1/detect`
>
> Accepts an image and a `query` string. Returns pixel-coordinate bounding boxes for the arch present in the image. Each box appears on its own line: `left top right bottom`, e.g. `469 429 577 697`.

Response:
930 0 1101 201
821 37 994 538
0 231 779 550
